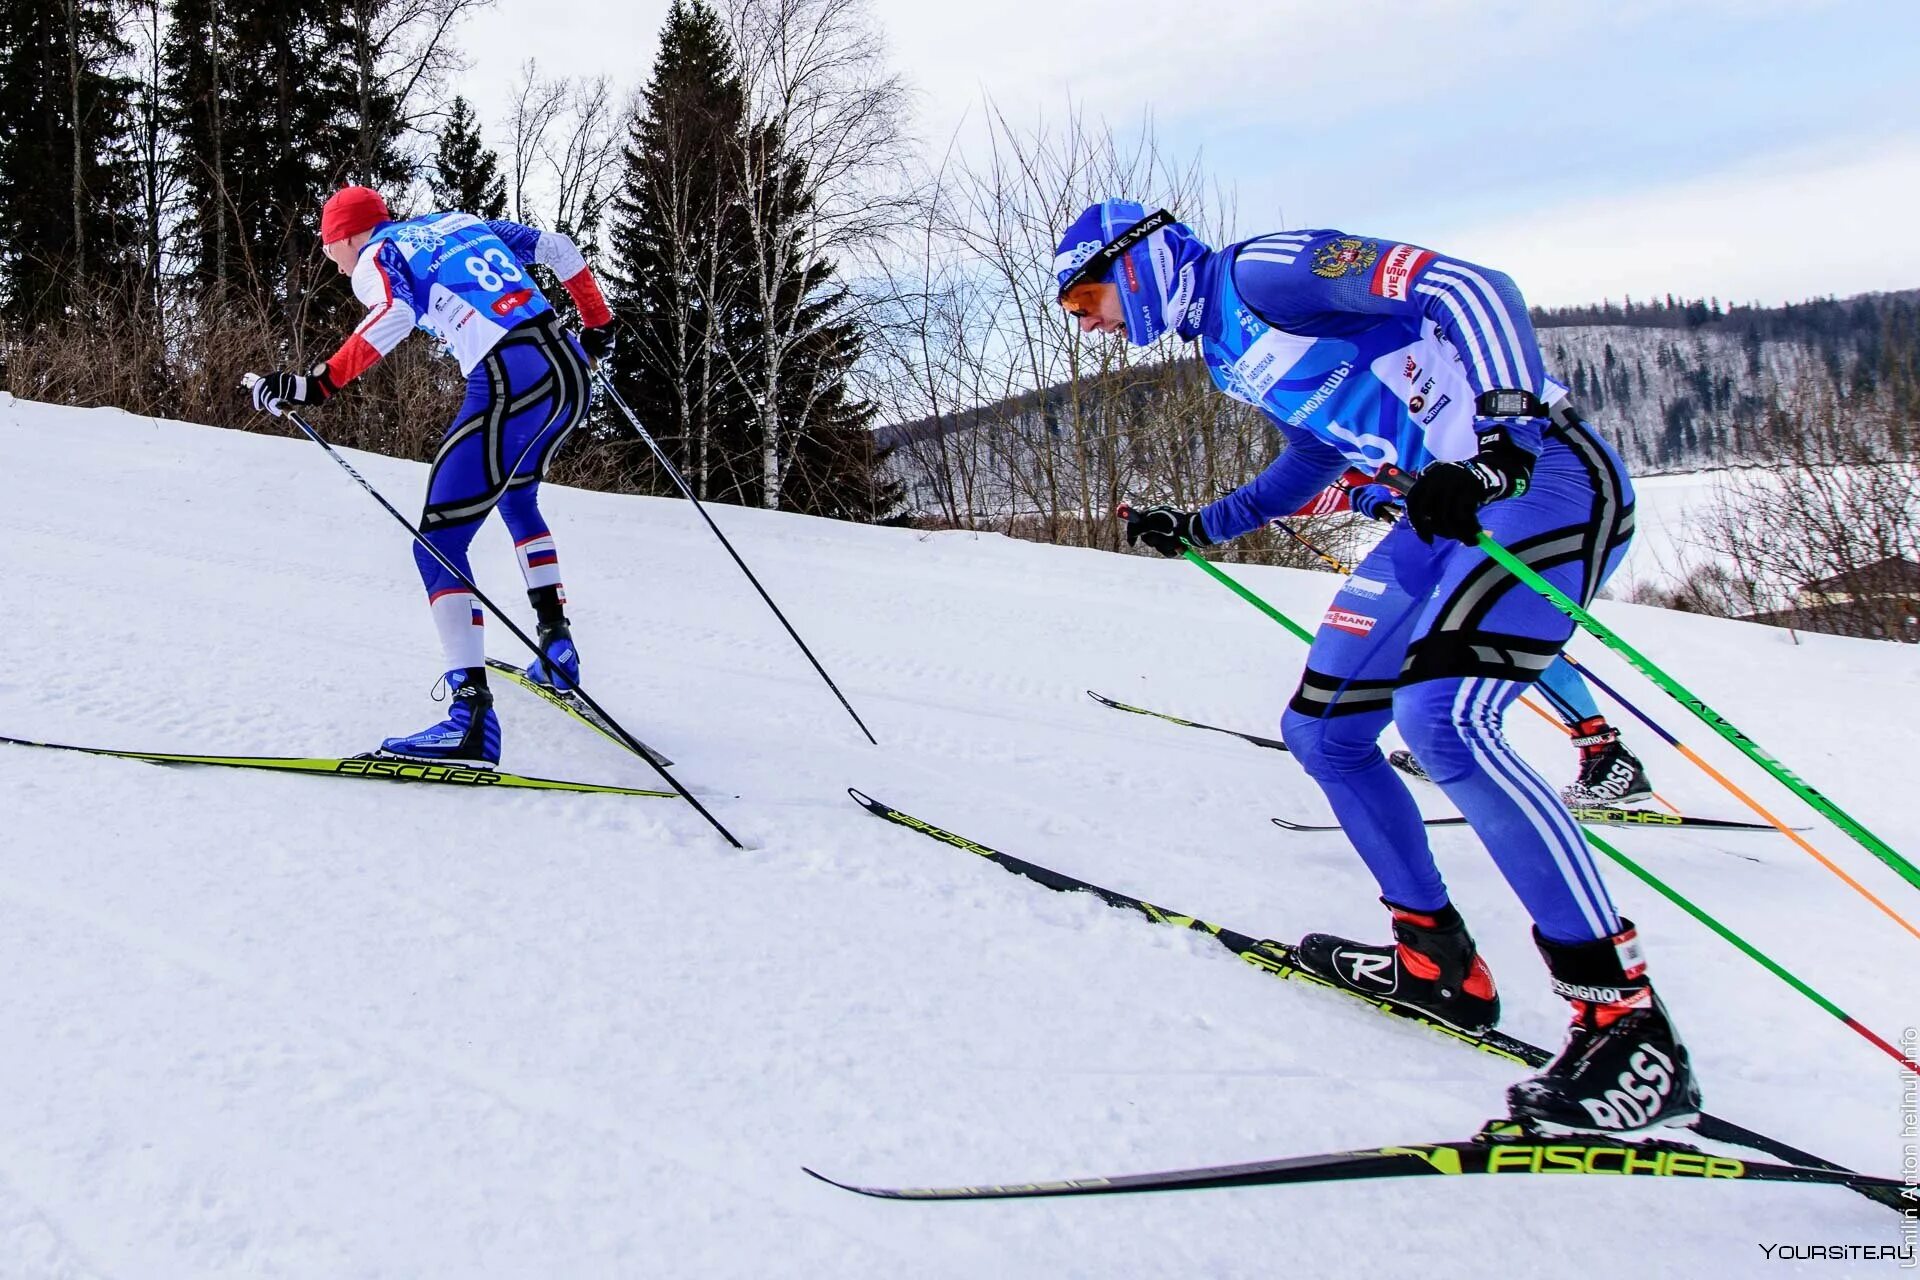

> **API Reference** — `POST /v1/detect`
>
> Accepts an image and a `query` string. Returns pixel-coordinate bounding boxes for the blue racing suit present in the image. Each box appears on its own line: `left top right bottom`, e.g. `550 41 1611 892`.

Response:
1079 210 1637 944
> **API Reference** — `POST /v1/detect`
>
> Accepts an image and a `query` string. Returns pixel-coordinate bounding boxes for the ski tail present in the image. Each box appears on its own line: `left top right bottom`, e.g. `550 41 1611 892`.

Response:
848 787 1546 1067
487 658 674 767
1086 691 1288 751
804 1120 1905 1208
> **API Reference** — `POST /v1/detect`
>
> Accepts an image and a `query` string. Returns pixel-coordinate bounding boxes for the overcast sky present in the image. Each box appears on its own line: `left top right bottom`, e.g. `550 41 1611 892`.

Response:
457 0 1918 308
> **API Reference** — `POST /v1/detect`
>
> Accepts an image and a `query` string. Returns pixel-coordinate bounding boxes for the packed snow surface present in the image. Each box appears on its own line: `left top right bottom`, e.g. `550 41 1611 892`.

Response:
1 395 1915 1278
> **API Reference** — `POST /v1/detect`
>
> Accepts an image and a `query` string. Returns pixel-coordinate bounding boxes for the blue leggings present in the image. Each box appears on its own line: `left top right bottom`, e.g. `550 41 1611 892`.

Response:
414 318 590 670
1280 424 1635 944
1537 656 1601 724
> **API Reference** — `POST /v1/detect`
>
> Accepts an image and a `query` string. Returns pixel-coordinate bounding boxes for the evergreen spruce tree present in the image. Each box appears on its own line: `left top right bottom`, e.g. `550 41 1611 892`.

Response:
163 0 406 348
427 95 506 217
732 123 895 517
774 279 896 520
606 0 894 518
604 0 756 499
0 0 141 328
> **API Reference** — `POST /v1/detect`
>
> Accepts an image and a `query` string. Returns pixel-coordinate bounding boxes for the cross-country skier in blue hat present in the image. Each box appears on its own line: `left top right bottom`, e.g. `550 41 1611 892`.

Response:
1056 200 1698 1135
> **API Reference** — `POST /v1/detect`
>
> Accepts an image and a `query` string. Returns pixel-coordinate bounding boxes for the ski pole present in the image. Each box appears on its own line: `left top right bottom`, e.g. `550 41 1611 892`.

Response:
1163 539 1919 1072
1269 519 1686 815
1368 464 1920 896
590 367 878 747
1561 650 1920 945
1270 519 1359 576
1110 506 1309 642
244 377 743 849
1469 528 1920 895
1587 827 1918 1072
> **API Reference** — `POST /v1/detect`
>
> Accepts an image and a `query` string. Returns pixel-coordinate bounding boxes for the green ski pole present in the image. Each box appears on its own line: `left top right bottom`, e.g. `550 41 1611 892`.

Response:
1182 548 1315 644
1470 528 1920 895
1169 537 1918 1071
1587 826 1917 1071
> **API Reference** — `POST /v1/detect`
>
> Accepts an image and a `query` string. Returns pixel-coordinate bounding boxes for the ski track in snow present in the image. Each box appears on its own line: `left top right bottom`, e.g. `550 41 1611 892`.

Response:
0 396 1912 1277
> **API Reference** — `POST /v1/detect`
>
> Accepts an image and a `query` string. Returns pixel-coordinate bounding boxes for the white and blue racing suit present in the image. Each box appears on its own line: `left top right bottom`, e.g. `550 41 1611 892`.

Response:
324 212 611 672
1183 229 1636 944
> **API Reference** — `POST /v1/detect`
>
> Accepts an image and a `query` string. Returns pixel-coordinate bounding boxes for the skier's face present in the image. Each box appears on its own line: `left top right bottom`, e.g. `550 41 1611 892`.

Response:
323 233 368 276
1060 282 1125 336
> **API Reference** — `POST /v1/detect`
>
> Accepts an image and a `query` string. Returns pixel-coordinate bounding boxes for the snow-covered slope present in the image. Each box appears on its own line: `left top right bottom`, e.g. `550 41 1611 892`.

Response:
1 394 1914 1278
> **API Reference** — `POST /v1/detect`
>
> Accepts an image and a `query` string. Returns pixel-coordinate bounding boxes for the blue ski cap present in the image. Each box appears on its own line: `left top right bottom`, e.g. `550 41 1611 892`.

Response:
1053 200 1196 346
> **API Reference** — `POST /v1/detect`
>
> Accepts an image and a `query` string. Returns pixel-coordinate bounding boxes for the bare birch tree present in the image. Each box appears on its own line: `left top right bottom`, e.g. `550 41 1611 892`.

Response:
338 0 495 180
506 60 565 223
722 0 913 509
870 101 1321 556
1689 380 1920 638
546 77 619 243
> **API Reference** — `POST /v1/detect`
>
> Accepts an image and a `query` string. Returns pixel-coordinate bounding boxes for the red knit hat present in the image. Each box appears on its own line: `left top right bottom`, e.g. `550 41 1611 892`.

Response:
320 186 390 245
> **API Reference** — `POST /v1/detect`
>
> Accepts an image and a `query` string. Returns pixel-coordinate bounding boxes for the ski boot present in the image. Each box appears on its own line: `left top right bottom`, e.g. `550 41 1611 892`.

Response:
1295 900 1501 1034
1387 748 1430 782
1559 717 1652 807
526 622 579 691
524 584 579 691
379 667 501 766
1507 921 1701 1135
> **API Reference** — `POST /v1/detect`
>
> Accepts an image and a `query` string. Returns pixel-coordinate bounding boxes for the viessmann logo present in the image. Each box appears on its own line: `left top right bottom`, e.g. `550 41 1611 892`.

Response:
1371 243 1435 302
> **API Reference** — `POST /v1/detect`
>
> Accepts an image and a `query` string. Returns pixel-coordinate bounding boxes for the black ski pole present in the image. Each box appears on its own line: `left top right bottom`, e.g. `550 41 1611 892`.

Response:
590 366 878 746
243 376 743 849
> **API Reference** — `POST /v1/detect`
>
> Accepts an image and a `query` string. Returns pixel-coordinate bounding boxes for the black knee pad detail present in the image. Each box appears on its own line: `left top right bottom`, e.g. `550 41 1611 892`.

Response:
1400 632 1565 685
1288 667 1398 720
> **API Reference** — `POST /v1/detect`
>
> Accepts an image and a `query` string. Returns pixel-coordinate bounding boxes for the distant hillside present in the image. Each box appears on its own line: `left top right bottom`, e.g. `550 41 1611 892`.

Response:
1533 290 1919 470
879 289 1920 519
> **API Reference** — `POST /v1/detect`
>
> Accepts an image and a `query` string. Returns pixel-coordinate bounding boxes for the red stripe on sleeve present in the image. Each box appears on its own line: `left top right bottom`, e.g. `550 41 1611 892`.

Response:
326 333 383 386
562 269 613 329
327 256 405 387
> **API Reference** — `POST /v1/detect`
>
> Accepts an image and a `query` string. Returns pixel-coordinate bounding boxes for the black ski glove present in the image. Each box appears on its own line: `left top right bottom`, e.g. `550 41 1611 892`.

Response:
1126 504 1210 557
247 366 336 415
579 324 616 364
1404 424 1536 545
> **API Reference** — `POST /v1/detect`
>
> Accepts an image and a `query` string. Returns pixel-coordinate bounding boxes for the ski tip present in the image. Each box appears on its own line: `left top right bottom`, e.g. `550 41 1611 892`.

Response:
801 1167 871 1196
846 787 875 807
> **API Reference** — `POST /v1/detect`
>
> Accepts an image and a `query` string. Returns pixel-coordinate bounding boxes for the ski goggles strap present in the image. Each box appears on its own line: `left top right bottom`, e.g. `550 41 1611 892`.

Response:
1056 208 1177 300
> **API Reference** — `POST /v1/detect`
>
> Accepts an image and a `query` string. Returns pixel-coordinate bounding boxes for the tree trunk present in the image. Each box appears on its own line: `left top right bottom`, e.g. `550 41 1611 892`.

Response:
66 0 86 285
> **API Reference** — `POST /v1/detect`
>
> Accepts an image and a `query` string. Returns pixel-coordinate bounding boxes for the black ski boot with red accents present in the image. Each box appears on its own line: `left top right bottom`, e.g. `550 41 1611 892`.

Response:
1295 901 1501 1034
1507 920 1701 1135
1560 717 1652 807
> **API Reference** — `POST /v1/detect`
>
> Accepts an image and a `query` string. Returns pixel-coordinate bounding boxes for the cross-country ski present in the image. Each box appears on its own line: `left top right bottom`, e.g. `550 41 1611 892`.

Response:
0 732 675 797
1086 689 1288 749
1271 811 1802 834
2 6 1913 1274
843 787 1862 1177
806 1118 1905 1208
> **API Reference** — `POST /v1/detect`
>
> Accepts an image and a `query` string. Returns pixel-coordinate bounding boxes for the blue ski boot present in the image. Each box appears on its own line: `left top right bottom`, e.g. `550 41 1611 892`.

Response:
380 667 501 766
525 622 579 691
